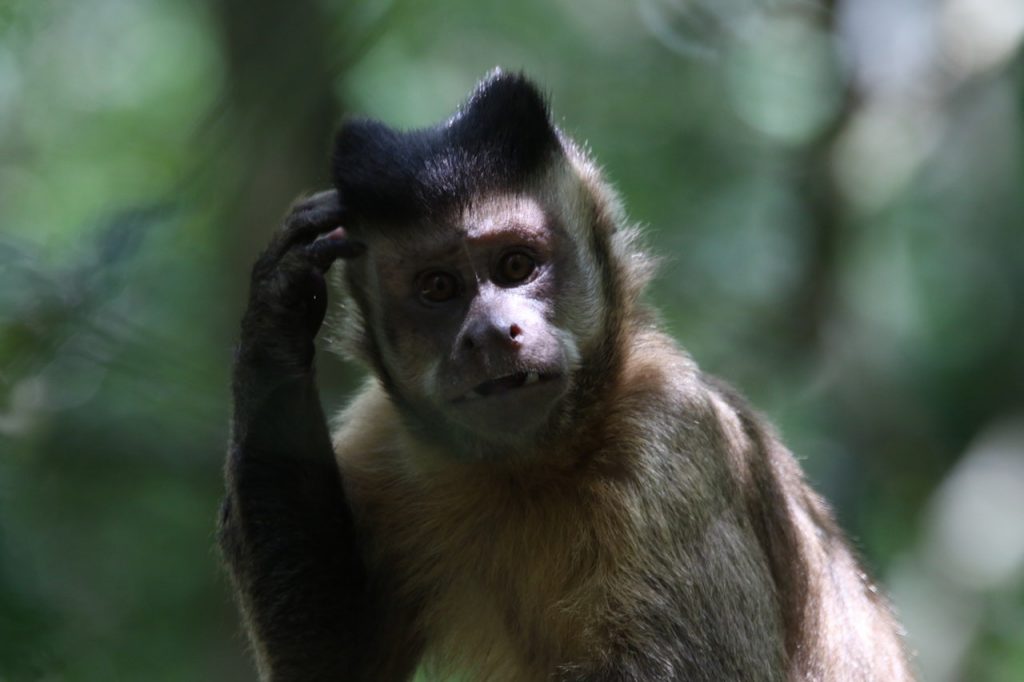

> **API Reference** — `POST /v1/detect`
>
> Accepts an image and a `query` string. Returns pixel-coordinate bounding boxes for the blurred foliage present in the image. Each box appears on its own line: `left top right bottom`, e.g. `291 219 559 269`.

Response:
0 0 1022 680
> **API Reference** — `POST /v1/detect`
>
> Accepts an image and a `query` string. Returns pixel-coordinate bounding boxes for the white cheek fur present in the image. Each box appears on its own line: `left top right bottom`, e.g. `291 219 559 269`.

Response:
553 325 582 372
420 358 442 399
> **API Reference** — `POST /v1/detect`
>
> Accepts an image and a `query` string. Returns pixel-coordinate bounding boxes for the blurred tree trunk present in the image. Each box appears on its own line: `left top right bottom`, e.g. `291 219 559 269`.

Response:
785 0 849 355
205 0 343 336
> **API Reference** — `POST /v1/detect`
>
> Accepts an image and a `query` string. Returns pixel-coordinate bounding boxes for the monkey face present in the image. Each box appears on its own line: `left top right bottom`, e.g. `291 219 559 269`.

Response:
330 71 618 454
349 187 603 448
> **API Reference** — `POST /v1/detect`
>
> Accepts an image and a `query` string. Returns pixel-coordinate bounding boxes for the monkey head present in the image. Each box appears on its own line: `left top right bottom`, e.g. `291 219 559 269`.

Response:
331 70 647 457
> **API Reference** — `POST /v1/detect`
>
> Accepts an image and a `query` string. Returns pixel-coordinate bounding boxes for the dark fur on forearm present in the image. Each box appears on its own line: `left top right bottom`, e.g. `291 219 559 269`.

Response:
218 196 422 681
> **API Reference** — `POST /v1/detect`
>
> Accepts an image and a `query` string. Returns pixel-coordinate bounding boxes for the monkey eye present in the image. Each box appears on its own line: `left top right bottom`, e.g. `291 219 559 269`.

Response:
496 250 537 286
418 271 460 303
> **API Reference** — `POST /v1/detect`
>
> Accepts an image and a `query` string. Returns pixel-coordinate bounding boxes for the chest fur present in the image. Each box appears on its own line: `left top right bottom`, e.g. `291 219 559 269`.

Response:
341 449 638 680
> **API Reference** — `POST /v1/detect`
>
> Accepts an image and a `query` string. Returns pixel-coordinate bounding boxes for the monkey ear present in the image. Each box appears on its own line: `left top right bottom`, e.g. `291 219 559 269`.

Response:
448 68 562 171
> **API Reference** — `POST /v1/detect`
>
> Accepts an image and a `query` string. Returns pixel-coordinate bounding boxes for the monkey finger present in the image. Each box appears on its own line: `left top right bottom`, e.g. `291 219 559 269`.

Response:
290 189 341 215
270 218 343 263
274 192 347 256
306 230 366 270
279 210 344 250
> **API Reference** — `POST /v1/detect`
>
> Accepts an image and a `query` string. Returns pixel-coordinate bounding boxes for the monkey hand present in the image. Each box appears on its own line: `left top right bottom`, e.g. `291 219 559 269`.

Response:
239 189 364 370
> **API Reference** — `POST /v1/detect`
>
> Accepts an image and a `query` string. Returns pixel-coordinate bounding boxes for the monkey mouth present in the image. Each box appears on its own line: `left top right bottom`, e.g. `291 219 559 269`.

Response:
452 371 560 403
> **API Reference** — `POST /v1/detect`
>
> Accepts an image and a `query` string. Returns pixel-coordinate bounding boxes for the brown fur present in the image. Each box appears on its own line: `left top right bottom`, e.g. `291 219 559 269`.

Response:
224 74 915 680
277 70 923 678
327 145 914 680
333 339 912 680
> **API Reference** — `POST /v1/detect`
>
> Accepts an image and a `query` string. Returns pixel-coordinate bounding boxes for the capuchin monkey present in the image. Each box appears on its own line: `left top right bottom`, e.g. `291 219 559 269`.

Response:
219 70 914 681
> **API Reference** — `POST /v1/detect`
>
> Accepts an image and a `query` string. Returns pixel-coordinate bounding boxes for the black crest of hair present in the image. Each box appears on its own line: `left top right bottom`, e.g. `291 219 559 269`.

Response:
330 69 562 228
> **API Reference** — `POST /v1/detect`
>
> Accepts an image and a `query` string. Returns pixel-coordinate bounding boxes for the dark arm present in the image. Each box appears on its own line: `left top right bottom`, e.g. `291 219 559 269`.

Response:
217 191 422 681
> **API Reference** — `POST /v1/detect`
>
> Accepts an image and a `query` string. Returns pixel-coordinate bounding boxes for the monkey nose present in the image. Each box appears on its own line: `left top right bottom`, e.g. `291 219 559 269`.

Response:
461 322 523 351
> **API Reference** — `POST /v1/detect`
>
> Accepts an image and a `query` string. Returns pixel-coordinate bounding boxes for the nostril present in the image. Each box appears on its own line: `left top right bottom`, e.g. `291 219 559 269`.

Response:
462 335 476 350
509 323 523 340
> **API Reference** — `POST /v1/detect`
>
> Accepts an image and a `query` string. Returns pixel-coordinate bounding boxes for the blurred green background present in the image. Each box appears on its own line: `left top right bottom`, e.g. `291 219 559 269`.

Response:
1 0 1022 680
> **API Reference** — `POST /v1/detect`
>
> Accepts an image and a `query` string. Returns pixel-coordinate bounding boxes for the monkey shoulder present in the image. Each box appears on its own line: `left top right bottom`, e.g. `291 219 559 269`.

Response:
612 331 765 485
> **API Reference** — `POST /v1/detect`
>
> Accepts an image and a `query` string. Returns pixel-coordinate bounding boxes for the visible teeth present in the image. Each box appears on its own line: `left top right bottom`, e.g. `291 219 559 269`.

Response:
456 372 544 403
